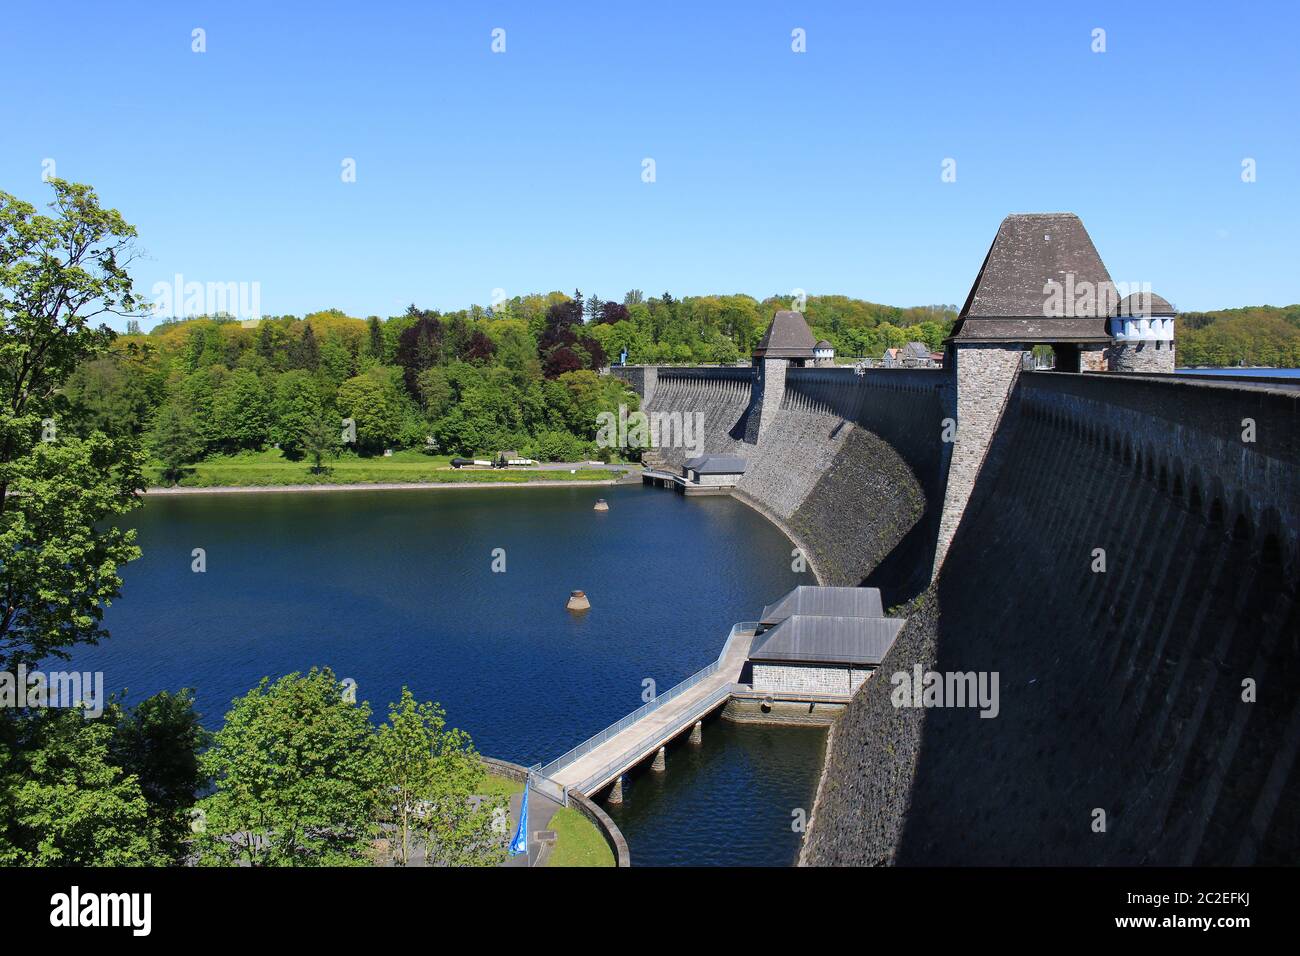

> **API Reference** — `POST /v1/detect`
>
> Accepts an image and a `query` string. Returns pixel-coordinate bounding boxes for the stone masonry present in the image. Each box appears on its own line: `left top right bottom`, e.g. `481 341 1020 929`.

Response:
1111 339 1176 373
744 358 788 444
932 343 1024 577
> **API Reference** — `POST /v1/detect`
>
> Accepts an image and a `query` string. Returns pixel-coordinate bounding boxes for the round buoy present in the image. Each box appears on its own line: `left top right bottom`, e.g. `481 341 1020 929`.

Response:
593 498 609 511
566 590 591 611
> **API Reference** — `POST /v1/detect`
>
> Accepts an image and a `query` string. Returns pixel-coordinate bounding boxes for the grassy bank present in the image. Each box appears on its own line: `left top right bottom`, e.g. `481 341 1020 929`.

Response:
545 807 616 867
147 448 625 488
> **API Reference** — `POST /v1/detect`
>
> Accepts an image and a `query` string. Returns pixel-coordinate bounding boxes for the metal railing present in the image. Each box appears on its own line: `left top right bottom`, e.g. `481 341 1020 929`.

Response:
525 767 569 807
573 682 743 794
537 622 756 780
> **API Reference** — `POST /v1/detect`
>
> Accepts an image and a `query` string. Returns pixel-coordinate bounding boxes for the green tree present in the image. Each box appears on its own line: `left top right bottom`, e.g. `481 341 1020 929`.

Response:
0 183 146 669
300 415 342 473
367 315 386 362
336 367 408 453
212 368 270 450
271 370 324 455
415 366 454 419
149 401 203 484
196 669 380 867
0 707 163 866
62 355 155 437
110 690 209 864
376 688 504 868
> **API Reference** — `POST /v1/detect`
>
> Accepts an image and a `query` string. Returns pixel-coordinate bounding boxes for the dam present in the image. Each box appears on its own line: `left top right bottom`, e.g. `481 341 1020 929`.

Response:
609 212 1299 865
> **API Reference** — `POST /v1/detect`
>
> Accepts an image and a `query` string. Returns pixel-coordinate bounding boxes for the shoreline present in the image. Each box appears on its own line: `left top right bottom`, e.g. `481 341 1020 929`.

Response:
143 477 631 496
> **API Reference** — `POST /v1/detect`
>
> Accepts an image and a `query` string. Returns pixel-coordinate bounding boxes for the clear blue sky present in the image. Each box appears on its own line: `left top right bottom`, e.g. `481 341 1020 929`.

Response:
3 0 1296 326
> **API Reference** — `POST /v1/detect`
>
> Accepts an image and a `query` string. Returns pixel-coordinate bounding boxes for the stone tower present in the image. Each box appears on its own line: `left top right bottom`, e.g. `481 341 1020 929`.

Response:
934 213 1115 578
1109 292 1176 372
745 309 815 443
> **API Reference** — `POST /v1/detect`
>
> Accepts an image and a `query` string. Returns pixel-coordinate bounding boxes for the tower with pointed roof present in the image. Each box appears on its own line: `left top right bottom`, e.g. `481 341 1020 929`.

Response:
745 309 817 443
935 213 1121 577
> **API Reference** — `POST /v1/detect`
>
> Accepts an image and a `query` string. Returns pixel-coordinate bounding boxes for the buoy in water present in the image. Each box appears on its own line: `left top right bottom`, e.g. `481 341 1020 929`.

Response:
593 499 609 511
566 590 591 611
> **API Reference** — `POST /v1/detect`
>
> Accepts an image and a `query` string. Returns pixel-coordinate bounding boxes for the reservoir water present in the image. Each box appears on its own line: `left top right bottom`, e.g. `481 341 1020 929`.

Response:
72 482 823 866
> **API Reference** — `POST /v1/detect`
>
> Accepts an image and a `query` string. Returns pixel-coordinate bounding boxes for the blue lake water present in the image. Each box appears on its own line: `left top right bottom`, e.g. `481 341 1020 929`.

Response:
71 482 824 866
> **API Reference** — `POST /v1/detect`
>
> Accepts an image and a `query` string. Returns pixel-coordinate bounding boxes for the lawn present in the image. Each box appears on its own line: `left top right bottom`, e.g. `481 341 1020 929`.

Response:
545 807 616 867
146 448 626 488
479 773 525 800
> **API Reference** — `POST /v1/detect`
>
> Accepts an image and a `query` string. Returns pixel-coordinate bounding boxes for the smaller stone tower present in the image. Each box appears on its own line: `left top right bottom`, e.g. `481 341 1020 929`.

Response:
1110 292 1176 372
745 310 816 443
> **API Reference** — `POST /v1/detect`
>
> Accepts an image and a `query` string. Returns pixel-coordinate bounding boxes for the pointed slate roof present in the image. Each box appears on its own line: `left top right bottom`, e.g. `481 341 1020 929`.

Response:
949 213 1115 344
753 310 817 359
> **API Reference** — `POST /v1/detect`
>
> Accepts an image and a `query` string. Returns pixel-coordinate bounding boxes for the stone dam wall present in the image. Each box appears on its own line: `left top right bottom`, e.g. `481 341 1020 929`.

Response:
619 366 947 601
801 372 1299 865
617 364 1299 864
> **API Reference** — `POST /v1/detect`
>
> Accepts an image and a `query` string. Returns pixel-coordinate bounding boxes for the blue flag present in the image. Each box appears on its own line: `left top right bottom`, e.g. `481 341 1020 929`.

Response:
509 780 529 857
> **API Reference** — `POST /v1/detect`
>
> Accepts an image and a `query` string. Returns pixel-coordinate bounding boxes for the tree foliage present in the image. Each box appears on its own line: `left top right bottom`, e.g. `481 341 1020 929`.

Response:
376 688 504 867
0 180 145 670
196 668 381 867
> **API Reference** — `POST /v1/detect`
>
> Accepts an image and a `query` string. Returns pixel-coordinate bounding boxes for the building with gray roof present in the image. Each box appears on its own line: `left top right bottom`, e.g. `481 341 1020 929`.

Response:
679 454 747 494
760 585 885 626
747 585 905 699
750 615 904 667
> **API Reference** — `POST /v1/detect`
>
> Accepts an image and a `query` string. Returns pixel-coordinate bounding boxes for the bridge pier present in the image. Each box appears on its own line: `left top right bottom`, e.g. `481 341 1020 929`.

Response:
607 774 625 805
651 746 666 772
689 720 702 745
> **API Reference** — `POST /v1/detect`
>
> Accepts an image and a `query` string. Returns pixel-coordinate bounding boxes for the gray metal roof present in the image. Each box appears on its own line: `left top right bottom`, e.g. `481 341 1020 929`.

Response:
950 213 1114 343
752 310 816 359
683 455 747 474
749 615 905 666
814 340 833 350
760 585 885 625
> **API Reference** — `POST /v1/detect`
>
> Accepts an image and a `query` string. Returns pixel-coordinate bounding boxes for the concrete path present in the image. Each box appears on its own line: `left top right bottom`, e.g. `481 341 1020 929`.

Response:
498 786 565 868
550 628 756 794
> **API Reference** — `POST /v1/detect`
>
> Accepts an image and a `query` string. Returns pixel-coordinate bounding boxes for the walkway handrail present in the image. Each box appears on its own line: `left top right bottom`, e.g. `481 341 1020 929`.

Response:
537 622 757 780
572 682 743 794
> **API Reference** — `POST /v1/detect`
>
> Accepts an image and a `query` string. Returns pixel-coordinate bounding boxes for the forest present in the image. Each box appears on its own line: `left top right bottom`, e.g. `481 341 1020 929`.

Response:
60 290 960 481
57 271 1299 484
1174 304 1300 367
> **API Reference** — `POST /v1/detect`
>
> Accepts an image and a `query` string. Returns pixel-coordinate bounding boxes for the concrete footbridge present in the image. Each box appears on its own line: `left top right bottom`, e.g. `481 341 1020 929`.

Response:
527 586 907 806
530 623 757 802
